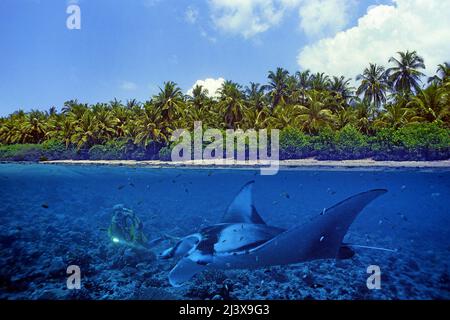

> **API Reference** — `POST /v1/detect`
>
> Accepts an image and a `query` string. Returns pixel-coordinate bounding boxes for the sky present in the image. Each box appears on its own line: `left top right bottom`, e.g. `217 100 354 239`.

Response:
0 0 449 116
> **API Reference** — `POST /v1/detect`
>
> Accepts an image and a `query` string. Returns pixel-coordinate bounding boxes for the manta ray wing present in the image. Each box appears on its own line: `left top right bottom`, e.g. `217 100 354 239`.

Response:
243 189 388 267
221 180 266 225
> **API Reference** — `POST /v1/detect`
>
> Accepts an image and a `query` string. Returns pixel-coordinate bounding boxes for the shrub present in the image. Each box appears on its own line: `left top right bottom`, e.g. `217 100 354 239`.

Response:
334 125 370 159
88 140 127 160
311 128 336 160
0 144 44 161
279 127 312 159
158 146 172 161
41 139 77 160
372 123 450 160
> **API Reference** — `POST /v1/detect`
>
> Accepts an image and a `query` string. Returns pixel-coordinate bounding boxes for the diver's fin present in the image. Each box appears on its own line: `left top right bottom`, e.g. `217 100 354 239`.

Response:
221 181 266 225
168 257 207 287
247 189 388 266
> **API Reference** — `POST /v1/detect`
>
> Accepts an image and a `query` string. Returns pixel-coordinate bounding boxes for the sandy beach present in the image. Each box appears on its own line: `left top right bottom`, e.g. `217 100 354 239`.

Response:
40 158 450 168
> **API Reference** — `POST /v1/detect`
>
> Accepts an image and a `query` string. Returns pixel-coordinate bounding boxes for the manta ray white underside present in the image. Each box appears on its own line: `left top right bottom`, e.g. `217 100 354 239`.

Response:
161 181 387 287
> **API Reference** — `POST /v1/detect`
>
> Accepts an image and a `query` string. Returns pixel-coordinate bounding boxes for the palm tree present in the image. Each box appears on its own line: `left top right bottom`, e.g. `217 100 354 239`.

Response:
407 85 449 123
295 70 312 90
374 102 418 129
264 68 290 108
309 72 330 91
70 110 99 149
49 118 74 148
110 105 131 138
92 106 116 142
19 110 48 143
188 85 210 109
329 76 354 103
126 99 140 109
217 81 245 129
334 106 356 130
356 63 389 111
266 104 302 129
296 91 334 133
153 81 185 122
387 50 426 95
134 103 168 147
295 70 312 105
428 62 450 85
0 118 20 144
241 106 270 130
245 82 267 111
62 100 87 116
353 99 375 134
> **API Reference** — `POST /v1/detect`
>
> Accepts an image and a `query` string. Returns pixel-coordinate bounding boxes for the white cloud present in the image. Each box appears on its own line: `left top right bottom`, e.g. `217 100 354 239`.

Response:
185 6 199 24
143 0 162 7
120 81 138 91
297 0 450 81
208 0 295 38
187 78 225 98
200 28 218 43
297 0 353 37
208 0 351 38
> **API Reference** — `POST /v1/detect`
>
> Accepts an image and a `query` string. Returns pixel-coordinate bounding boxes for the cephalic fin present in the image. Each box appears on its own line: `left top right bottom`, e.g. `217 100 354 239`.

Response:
168 257 207 287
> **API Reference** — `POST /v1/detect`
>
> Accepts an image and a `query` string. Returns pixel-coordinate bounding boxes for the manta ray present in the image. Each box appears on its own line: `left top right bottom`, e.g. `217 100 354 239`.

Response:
161 181 387 287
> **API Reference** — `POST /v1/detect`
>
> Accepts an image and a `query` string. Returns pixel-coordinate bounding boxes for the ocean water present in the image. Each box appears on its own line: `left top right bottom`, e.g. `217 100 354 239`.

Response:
0 163 449 300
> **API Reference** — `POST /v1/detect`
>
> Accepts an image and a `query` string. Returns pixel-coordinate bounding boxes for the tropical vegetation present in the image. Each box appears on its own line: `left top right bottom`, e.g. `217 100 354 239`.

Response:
0 51 449 161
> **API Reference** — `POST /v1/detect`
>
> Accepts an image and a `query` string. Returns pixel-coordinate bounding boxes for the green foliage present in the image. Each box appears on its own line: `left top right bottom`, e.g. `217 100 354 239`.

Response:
158 146 172 161
41 139 77 160
0 142 77 161
372 123 450 160
334 125 369 159
0 144 44 161
88 140 127 160
312 127 336 156
0 51 449 162
279 127 312 159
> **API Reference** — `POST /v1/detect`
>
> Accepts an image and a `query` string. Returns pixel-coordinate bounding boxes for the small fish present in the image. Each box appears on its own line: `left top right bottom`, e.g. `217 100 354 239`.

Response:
208 171 213 176
41 203 49 209
129 183 135 188
99 228 108 232
431 193 440 198
281 192 290 199
117 185 126 190
397 212 408 221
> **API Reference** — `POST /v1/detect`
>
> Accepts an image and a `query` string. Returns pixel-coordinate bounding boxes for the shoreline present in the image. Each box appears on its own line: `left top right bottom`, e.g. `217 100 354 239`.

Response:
36 158 450 169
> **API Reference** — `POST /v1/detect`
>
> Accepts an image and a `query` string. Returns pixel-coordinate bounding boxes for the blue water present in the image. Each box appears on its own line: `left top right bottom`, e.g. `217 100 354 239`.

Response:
0 164 449 300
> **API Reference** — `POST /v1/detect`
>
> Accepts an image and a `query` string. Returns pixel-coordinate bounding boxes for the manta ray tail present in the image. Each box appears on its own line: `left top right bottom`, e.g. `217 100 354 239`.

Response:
347 244 397 253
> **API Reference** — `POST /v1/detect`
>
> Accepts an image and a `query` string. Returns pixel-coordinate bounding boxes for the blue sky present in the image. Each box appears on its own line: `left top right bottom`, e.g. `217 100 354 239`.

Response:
1 0 449 116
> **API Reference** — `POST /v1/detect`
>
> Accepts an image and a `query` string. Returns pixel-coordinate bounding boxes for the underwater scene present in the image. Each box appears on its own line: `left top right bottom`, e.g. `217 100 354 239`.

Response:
0 163 449 300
